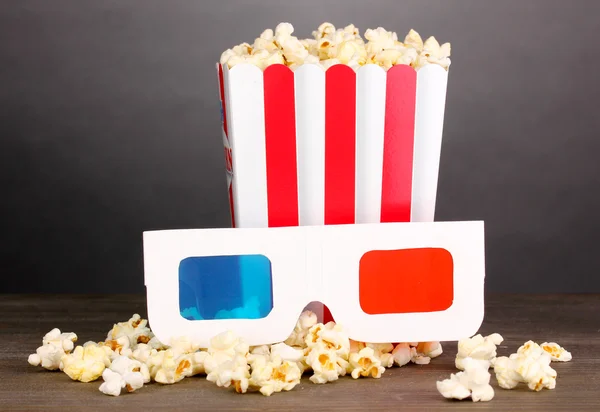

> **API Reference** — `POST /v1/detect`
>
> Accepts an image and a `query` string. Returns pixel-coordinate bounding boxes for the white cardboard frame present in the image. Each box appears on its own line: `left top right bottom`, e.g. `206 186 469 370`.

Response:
144 220 485 347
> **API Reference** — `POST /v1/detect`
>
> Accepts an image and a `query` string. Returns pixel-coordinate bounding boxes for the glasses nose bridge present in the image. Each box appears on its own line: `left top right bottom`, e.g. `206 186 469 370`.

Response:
302 227 324 304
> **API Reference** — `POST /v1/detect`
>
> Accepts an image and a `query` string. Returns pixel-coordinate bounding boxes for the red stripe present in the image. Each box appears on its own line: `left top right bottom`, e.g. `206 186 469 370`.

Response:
381 65 417 223
218 64 228 136
325 65 356 225
263 64 299 227
218 64 235 228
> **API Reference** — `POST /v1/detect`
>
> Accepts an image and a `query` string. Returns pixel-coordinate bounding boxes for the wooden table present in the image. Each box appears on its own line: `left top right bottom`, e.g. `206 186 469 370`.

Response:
1 294 598 411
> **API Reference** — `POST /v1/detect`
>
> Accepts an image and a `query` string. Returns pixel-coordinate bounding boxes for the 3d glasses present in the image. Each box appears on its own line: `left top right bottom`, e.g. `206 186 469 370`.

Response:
143 220 485 348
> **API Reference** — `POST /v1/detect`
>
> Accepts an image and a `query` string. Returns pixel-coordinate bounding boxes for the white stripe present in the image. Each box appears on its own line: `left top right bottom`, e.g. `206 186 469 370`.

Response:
224 64 269 228
294 64 326 227
294 64 326 321
355 65 387 224
411 65 449 222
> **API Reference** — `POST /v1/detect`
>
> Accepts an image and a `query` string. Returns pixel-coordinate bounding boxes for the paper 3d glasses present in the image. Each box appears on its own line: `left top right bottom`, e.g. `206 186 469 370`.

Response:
143 220 485 348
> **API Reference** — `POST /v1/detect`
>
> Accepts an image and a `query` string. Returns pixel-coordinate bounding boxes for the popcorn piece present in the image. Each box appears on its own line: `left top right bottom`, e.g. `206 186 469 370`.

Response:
204 330 249 374
188 351 209 376
362 343 394 368
209 330 249 357
306 346 348 384
100 335 132 360
110 355 150 383
249 355 302 396
149 349 192 384
392 343 412 367
348 347 386 379
132 343 153 364
252 29 279 53
437 357 494 402
168 336 202 357
99 368 144 397
284 310 318 348
99 355 150 396
247 345 271 366
364 27 397 55
410 341 443 365
493 341 557 391
456 333 504 370
42 328 78 352
404 29 424 52
207 354 250 393
60 343 112 382
312 22 336 40
106 314 154 349
335 40 367 65
28 344 66 371
414 36 451 70
305 322 350 359
270 342 304 363
28 328 78 371
541 342 572 362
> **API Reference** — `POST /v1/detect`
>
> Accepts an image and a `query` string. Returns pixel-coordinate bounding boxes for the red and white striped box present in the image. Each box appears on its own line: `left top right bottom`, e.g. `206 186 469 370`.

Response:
216 62 449 319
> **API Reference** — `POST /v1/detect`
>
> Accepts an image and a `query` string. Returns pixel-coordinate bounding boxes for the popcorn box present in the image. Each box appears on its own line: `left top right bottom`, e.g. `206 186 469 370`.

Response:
216 62 449 228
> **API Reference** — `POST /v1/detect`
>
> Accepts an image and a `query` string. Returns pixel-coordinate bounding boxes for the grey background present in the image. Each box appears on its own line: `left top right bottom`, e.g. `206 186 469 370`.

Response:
1 0 599 293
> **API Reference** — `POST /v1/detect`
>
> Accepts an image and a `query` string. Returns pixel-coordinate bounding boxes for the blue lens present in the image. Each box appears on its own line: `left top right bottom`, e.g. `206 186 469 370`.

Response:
178 254 273 320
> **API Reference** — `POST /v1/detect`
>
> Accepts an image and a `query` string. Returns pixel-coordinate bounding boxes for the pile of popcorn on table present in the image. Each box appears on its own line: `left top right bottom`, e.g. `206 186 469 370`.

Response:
29 309 571 400
28 22 573 401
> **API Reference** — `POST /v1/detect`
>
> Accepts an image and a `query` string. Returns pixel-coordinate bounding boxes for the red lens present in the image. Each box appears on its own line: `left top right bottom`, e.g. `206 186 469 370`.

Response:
359 248 454 314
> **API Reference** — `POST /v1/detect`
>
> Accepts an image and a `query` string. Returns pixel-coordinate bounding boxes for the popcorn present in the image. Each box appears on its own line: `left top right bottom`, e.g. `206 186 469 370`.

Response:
60 343 112 382
364 27 397 55
392 343 412 367
270 342 304 363
305 322 350 359
106 314 154 349
248 355 302 396
456 333 504 370
306 346 348 384
99 368 144 397
493 341 557 391
350 341 395 368
247 345 271 366
43 328 78 351
28 328 78 371
284 310 318 348
206 354 250 393
541 342 572 362
411 341 443 365
131 343 153 364
348 347 386 379
312 22 336 39
204 331 249 374
100 335 132 360
404 29 424 52
437 357 494 402
219 23 450 71
98 355 150 396
414 36 451 70
149 349 192 384
168 336 202 357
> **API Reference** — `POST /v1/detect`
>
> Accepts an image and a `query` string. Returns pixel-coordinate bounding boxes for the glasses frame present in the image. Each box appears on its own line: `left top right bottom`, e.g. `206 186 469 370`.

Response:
143 220 485 348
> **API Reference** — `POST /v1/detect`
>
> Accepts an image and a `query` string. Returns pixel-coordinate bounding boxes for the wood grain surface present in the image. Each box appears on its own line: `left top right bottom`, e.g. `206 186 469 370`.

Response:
1 294 598 411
